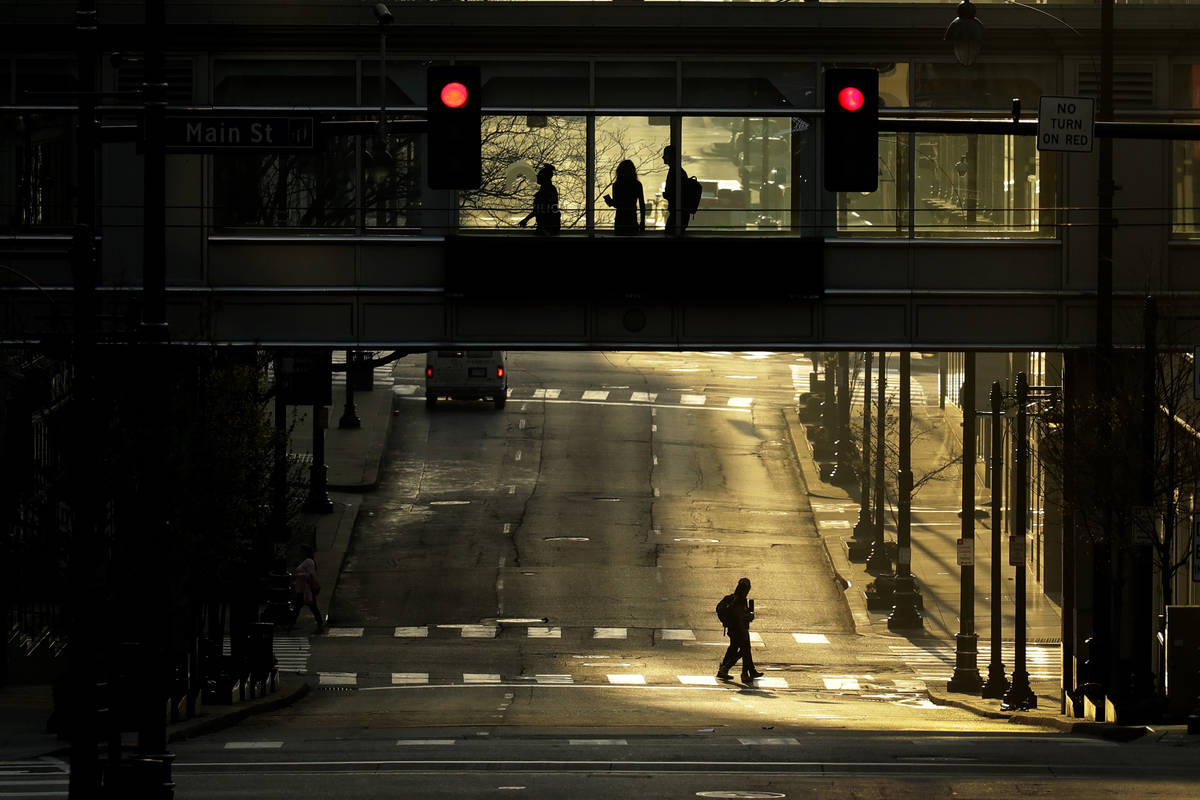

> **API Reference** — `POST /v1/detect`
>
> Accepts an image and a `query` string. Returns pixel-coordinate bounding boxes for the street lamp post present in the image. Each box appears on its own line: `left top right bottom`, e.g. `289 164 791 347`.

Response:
980 380 1010 699
848 352 874 560
949 351 982 692
338 350 361 429
888 351 923 631
867 351 891 574
1003 372 1037 710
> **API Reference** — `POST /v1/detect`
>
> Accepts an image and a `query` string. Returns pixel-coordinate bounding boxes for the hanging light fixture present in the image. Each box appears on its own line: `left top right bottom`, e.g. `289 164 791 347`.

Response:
945 0 985 66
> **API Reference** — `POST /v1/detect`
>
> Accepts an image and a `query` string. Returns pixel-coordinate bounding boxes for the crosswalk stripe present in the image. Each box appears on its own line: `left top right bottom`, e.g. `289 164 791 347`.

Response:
607 674 646 685
593 627 627 639
394 626 428 638
581 390 609 401
392 672 429 685
680 394 706 405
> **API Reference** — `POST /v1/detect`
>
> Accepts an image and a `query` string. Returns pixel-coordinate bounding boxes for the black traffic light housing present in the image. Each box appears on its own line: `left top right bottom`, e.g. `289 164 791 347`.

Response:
823 68 879 193
426 65 482 190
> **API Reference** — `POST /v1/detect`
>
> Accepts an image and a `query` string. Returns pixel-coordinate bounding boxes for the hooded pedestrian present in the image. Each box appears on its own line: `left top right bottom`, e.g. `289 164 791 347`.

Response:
717 577 763 683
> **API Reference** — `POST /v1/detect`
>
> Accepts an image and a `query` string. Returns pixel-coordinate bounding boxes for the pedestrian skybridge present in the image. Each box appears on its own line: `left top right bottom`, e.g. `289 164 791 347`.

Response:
3 231 1170 351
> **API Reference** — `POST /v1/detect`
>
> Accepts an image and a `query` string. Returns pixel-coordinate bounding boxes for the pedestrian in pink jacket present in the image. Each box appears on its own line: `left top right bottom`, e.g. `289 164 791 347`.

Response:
292 545 324 633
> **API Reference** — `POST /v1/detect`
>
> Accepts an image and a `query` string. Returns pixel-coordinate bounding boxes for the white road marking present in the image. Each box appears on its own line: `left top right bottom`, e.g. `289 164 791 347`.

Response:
534 674 574 684
793 633 831 644
607 674 646 685
391 385 419 395
569 739 627 746
532 389 561 399
678 675 719 686
593 627 627 639
391 672 429 685
397 739 455 746
737 737 801 746
630 392 657 402
823 677 861 690
318 672 357 686
464 673 502 684
394 626 428 638
660 629 696 641
680 394 706 405
727 397 754 407
528 627 562 638
752 677 789 689
325 627 363 637
817 519 851 529
224 741 284 750
581 390 609 401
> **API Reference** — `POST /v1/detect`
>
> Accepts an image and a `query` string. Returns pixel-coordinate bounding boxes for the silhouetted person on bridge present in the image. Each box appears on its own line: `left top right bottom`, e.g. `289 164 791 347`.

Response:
604 159 646 235
519 163 560 236
662 145 692 234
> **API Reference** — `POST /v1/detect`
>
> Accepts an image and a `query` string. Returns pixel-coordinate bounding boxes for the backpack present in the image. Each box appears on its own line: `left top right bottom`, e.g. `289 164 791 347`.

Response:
683 175 703 215
715 593 735 630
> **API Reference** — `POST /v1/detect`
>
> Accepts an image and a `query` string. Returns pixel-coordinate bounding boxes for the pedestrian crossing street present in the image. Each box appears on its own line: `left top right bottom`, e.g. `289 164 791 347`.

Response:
392 385 761 410
890 641 1061 682
0 758 68 798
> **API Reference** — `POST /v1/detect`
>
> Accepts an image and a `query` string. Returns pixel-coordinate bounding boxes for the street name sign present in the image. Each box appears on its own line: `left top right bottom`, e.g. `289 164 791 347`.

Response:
165 114 317 153
1037 96 1095 153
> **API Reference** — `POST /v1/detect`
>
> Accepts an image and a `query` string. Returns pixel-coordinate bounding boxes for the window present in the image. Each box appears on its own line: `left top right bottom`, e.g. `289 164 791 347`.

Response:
212 60 357 229
2 60 76 232
1171 64 1200 236
837 62 1057 238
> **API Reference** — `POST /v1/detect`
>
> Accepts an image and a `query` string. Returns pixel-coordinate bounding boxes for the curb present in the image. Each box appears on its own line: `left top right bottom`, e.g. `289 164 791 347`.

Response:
166 678 313 744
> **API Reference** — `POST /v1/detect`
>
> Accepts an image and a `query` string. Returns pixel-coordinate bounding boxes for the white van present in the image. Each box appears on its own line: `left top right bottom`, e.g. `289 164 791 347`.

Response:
425 350 508 409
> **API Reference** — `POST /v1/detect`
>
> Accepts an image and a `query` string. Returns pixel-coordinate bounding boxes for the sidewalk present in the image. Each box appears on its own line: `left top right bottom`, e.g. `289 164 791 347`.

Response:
783 403 1181 740
0 377 396 760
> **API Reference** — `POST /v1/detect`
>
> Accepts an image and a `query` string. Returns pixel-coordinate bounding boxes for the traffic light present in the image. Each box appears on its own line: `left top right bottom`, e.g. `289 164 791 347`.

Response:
823 68 879 193
426 65 481 189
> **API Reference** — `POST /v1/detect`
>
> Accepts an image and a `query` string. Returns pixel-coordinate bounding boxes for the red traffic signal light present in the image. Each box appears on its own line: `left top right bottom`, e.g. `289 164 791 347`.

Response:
427 66 481 190
837 86 865 112
823 68 879 193
439 81 470 110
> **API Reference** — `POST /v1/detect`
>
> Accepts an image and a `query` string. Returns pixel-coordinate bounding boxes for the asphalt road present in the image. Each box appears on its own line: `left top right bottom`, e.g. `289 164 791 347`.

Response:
161 351 1200 799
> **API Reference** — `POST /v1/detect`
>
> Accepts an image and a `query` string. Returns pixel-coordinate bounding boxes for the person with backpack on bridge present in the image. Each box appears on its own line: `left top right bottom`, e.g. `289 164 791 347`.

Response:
715 577 764 683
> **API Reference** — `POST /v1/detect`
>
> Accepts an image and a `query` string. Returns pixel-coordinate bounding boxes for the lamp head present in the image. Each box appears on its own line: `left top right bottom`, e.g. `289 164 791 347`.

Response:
373 3 393 24
945 0 984 66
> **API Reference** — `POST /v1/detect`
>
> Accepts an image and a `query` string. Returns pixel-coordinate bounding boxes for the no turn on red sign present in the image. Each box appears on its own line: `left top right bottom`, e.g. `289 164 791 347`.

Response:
1038 96 1096 153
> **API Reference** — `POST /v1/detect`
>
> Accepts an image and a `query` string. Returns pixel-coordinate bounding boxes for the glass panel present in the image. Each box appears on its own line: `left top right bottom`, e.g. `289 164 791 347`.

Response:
595 116 667 235
838 133 905 235
913 133 1052 237
212 61 356 228
459 114 586 232
1 112 74 232
681 61 815 108
213 134 357 228
1172 65 1200 236
214 59 354 105
596 62 675 107
482 62 589 107
911 62 1053 110
363 131 420 229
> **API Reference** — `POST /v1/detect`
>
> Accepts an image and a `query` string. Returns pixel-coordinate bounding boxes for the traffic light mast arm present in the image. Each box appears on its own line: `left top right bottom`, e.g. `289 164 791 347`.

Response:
881 116 1200 140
